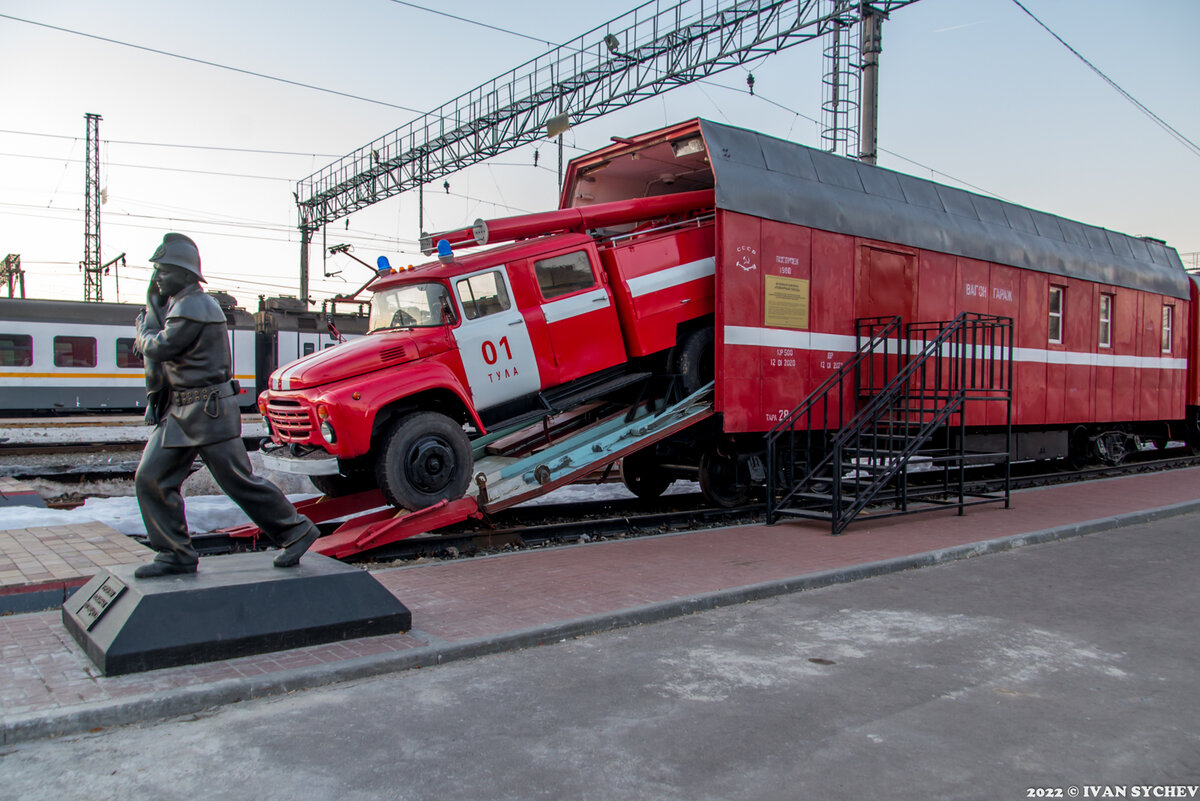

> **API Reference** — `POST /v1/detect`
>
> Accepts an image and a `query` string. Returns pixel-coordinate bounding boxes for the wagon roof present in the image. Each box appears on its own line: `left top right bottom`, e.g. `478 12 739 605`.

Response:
697 119 1189 300
561 119 1188 300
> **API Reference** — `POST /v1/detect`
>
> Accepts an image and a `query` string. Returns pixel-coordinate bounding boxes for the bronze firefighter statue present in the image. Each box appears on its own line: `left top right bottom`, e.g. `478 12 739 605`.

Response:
132 233 319 578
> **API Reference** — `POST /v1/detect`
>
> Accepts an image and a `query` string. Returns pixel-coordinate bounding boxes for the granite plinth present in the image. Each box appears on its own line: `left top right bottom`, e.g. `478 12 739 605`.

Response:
62 552 411 676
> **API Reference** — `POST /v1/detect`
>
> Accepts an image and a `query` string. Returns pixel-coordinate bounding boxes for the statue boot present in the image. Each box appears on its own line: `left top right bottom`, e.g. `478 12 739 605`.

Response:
274 523 321 568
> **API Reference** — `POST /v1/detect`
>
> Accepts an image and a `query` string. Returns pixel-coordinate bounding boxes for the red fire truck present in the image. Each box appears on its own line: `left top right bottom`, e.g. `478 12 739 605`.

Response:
260 182 718 511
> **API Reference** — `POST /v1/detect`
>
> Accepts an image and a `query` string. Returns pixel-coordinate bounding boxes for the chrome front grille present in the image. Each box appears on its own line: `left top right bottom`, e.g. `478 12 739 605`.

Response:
265 398 313 442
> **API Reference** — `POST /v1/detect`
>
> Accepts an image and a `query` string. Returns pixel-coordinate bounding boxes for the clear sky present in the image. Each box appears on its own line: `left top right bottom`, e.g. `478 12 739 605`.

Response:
1 0 1196 308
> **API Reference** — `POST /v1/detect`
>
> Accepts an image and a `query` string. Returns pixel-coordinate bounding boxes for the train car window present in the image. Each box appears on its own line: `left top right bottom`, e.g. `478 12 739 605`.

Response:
1048 287 1064 344
1098 294 1113 349
0 334 33 366
534 250 595 300
303 343 315 356
54 336 97 368
1162 305 1174 352
116 338 144 368
456 270 511 320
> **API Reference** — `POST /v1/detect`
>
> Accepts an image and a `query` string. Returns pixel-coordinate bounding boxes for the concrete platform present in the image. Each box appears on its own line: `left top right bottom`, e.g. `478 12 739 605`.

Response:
1 466 1199 745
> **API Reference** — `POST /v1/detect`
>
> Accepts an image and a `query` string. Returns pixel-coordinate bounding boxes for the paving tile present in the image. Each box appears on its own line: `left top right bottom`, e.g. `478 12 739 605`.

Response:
0 468 1198 732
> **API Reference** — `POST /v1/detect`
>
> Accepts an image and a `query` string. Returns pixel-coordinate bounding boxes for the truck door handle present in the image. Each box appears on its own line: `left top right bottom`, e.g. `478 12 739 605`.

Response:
592 297 607 303
508 319 522 326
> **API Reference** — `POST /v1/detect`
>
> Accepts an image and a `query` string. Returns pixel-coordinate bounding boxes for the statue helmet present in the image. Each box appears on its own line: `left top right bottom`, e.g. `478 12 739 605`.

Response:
149 233 203 281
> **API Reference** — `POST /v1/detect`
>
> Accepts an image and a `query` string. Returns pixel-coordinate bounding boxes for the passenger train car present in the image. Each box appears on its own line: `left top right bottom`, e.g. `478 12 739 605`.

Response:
0 294 368 414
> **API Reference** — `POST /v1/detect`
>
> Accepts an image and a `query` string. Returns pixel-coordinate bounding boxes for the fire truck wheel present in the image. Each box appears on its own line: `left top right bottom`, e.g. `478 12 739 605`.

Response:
699 447 749 508
376 411 472 510
672 326 714 395
620 449 673 500
309 468 377 498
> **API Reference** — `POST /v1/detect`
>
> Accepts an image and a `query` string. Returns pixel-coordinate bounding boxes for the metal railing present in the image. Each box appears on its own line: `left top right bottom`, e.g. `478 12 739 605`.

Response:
768 313 1013 533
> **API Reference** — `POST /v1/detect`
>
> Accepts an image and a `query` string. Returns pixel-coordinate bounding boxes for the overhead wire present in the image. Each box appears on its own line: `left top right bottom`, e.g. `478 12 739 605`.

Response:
383 0 555 47
0 128 339 158
0 12 425 114
1009 0 1199 159
0 151 297 183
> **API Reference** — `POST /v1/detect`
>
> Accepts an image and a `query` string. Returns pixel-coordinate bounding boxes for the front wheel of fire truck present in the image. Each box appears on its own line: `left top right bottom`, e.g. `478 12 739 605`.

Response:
309 466 377 498
376 411 473 511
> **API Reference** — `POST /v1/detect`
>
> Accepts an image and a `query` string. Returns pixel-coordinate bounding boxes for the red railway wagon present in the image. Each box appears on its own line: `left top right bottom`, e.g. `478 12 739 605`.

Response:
257 119 1195 550
561 119 1197 466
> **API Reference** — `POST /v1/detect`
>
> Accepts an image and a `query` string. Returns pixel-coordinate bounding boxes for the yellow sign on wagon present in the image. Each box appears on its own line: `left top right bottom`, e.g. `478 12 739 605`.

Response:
764 275 810 329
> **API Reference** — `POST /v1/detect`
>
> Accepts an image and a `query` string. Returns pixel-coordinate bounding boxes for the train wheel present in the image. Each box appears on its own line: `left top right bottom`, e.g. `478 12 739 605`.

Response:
1093 431 1130 466
672 326 715 396
376 411 472 510
699 447 749 507
621 449 673 500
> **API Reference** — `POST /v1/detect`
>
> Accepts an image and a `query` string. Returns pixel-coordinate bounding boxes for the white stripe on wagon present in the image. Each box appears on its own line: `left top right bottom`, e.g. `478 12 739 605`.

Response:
724 326 1188 371
626 257 716 298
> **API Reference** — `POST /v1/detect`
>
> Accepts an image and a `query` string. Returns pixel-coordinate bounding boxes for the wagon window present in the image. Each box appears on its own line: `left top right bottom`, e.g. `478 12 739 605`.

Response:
0 333 32 366
534 250 595 300
53 335 97 368
116 338 144 368
1098 294 1113 349
1048 287 1064 345
456 270 512 320
1162 305 1174 353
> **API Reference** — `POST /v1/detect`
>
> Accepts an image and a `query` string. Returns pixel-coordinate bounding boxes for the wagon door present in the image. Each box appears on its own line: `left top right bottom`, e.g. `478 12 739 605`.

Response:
855 243 917 325
533 247 626 384
451 268 541 411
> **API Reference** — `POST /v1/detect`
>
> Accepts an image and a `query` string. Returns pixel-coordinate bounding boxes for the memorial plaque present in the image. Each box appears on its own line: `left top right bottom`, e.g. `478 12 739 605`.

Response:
70 576 126 632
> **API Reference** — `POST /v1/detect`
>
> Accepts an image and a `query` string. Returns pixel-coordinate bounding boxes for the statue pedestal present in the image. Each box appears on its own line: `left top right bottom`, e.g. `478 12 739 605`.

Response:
62 552 411 676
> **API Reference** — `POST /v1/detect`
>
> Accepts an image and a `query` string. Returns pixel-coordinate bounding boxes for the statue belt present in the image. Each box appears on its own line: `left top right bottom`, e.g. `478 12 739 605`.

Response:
172 379 240 407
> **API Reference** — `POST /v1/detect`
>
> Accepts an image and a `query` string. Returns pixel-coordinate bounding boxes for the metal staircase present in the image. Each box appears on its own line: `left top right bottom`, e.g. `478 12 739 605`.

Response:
767 313 1013 534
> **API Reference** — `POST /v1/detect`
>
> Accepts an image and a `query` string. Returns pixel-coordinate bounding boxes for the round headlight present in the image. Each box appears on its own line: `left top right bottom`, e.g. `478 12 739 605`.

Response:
320 421 336 443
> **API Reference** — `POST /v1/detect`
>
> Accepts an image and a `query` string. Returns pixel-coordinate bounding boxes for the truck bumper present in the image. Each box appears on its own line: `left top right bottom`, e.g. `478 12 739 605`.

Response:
260 447 340 476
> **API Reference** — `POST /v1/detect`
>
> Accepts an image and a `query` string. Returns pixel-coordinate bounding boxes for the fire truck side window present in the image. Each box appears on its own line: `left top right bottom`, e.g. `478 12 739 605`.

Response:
457 270 512 320
534 250 595 300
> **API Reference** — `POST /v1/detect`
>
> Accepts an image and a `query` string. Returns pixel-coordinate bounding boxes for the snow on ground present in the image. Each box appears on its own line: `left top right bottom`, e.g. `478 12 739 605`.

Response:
1 461 701 537
1 416 701 537
0 418 268 445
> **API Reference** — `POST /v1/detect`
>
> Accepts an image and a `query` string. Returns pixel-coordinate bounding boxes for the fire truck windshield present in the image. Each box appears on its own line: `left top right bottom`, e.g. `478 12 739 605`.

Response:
369 282 456 331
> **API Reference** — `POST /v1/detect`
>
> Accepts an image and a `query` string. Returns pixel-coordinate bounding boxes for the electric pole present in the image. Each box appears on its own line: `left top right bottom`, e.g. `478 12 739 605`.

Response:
858 3 884 164
82 112 103 301
1 254 25 298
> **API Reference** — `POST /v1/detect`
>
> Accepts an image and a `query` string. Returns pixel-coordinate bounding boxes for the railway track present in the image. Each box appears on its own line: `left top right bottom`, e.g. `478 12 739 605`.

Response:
165 450 1200 565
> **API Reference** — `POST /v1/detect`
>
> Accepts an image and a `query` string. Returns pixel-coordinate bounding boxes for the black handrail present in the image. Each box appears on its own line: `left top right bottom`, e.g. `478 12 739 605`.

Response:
765 316 901 522
767 312 1013 533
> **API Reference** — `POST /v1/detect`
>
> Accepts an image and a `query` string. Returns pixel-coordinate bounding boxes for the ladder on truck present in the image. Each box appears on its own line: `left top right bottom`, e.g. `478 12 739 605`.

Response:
230 382 715 559
766 313 1013 534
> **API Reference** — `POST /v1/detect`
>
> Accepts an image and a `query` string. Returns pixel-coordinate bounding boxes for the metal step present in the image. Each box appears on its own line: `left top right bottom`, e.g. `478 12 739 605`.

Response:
544 370 652 411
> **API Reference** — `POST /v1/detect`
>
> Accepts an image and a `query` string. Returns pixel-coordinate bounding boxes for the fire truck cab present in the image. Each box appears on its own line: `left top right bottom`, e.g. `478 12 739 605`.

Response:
260 177 717 511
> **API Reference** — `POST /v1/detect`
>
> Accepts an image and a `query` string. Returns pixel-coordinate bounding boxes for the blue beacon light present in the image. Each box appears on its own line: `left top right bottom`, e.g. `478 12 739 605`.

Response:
376 255 392 274
437 239 454 264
